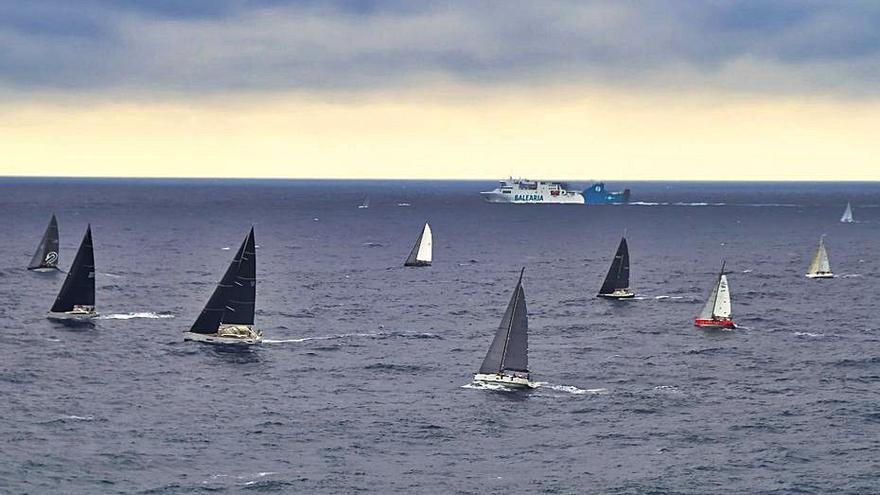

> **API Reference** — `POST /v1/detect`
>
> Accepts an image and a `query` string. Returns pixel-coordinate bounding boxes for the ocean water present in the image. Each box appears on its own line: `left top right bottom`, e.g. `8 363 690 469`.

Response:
1 179 879 494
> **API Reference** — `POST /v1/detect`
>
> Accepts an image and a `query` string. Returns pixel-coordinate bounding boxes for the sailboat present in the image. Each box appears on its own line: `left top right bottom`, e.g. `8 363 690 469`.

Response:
805 235 834 278
28 214 60 272
184 227 261 344
473 268 536 388
840 202 854 223
694 261 735 329
47 225 97 320
404 222 432 267
597 236 634 299
357 196 370 209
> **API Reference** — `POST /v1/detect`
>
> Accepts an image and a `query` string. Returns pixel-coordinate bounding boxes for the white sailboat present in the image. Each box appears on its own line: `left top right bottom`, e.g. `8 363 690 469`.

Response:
805 235 834 278
357 196 370 209
404 222 432 267
840 202 854 223
473 268 537 388
694 261 735 329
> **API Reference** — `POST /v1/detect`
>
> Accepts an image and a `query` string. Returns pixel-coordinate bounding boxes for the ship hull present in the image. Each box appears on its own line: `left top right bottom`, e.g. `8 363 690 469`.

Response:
694 318 736 329
183 331 262 345
597 289 635 299
473 373 537 389
47 310 98 320
805 273 834 279
480 191 584 204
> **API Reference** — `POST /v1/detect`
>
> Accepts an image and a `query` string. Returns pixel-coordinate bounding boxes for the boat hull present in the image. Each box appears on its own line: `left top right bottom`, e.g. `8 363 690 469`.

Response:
28 266 59 273
473 373 537 389
597 289 635 299
183 331 262 345
694 318 736 329
404 261 431 267
47 310 98 320
805 273 834 279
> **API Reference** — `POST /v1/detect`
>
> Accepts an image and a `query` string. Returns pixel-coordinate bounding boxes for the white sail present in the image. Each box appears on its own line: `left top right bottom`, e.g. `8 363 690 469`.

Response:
807 236 832 275
416 223 432 263
713 275 732 318
840 203 854 223
698 278 720 320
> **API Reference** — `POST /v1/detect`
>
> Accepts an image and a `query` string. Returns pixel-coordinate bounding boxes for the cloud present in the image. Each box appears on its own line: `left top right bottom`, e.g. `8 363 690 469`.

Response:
0 0 879 96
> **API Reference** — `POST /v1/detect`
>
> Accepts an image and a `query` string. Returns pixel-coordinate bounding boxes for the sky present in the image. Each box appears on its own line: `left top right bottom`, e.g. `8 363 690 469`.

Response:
1 0 879 180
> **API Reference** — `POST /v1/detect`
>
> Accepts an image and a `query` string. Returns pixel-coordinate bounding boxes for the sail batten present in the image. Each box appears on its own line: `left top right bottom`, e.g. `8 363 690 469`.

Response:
479 269 529 374
29 214 60 270
50 225 94 312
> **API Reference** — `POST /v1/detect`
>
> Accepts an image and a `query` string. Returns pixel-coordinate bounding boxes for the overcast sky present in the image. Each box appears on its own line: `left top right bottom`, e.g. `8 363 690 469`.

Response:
1 1 878 179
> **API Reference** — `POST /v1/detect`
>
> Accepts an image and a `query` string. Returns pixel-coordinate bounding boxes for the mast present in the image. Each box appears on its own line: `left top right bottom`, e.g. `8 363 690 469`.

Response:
479 268 528 374
50 225 94 312
190 228 252 334
29 214 60 270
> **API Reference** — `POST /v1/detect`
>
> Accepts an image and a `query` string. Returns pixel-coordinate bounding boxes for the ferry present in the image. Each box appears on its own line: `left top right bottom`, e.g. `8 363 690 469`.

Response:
480 178 630 205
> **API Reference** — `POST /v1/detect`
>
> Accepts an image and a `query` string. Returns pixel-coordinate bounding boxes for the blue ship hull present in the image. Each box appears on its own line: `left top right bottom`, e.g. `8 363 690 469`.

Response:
582 182 631 204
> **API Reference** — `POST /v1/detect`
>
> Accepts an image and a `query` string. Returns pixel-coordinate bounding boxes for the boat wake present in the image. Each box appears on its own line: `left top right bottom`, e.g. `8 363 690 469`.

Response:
461 381 518 392
535 382 608 395
842 274 863 278
99 312 175 320
263 331 441 344
794 331 824 338
653 295 685 300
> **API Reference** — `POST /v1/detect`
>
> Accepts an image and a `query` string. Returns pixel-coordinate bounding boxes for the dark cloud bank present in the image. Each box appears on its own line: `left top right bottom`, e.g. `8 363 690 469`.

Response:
0 0 878 96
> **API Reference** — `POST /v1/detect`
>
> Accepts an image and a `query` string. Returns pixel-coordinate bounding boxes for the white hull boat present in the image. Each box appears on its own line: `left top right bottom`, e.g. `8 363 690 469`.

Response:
473 372 537 389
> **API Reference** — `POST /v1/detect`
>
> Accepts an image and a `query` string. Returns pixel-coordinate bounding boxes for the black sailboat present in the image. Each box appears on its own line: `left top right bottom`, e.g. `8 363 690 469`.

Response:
473 268 535 388
597 236 634 299
28 214 60 271
47 225 96 319
184 227 261 344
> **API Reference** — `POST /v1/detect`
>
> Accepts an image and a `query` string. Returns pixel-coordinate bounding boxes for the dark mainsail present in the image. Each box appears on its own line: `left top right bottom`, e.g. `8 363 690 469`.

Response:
190 228 256 334
599 236 630 295
479 268 529 374
222 227 256 325
28 214 60 270
50 225 94 312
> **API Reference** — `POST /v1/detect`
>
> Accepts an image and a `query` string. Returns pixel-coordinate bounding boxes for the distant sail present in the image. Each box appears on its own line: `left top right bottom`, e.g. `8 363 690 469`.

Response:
806 235 833 277
190 228 256 334
840 202 854 223
404 222 433 266
598 236 631 297
479 269 528 374
50 225 95 313
28 214 60 270
358 196 370 209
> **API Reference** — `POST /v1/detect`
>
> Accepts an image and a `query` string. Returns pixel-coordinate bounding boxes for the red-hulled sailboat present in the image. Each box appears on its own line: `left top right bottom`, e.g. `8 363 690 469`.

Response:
694 261 735 329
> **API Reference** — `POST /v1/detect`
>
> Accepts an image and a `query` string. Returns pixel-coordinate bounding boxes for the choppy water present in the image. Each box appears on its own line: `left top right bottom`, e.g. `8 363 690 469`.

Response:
1 179 879 494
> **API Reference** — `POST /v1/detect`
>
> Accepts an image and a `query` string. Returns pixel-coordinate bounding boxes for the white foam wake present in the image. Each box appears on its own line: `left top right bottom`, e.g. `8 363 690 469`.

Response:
654 295 684 300
99 312 175 320
263 331 439 344
535 382 608 395
794 331 823 338
461 381 517 392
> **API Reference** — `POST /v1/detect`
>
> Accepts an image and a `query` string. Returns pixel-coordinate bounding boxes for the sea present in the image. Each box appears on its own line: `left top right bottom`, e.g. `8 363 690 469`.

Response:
1 179 878 494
